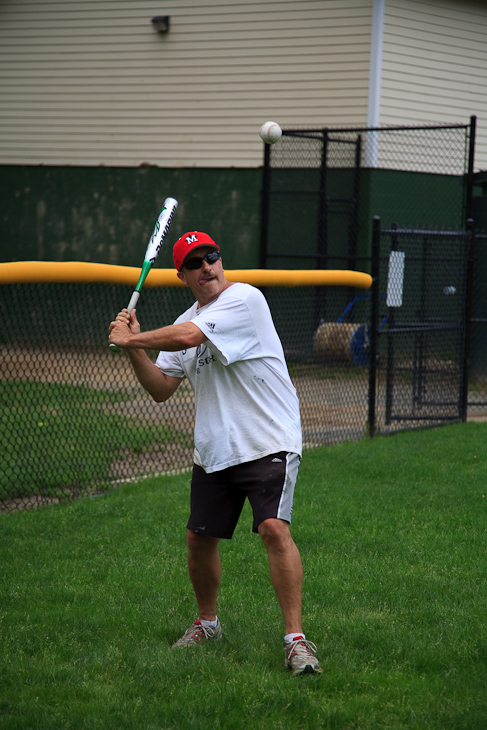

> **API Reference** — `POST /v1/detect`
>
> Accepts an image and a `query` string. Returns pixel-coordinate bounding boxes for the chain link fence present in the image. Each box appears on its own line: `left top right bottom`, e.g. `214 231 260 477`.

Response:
261 118 487 426
1 278 375 513
3 120 486 513
261 121 474 275
2 252 484 513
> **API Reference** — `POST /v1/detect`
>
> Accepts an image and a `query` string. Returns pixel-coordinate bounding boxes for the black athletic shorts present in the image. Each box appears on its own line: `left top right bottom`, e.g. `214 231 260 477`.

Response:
187 451 300 539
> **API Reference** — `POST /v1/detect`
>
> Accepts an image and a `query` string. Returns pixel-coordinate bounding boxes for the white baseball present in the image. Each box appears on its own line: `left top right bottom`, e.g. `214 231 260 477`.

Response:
259 121 282 145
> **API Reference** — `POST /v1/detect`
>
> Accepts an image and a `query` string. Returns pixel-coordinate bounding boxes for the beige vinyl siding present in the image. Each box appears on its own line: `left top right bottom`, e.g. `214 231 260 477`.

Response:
380 0 487 170
0 0 372 168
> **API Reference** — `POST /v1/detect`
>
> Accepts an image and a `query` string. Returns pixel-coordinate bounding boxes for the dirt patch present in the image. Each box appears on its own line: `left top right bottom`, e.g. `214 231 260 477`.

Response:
1 344 138 391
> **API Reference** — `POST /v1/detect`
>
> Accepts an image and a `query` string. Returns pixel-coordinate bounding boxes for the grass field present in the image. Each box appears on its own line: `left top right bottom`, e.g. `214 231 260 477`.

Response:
1 422 487 729
0 380 190 499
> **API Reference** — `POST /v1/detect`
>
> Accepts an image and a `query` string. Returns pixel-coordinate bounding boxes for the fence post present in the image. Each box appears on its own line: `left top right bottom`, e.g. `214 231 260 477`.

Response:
465 116 477 224
367 216 381 437
259 143 271 269
385 223 399 425
460 219 475 421
317 128 329 270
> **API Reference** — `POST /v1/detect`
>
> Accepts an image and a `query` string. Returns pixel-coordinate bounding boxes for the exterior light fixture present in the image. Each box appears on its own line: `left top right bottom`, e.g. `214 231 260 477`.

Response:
151 16 170 33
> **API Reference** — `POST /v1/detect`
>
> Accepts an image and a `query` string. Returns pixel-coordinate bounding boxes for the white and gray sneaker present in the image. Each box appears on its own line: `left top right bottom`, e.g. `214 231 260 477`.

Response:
284 637 322 676
172 619 222 648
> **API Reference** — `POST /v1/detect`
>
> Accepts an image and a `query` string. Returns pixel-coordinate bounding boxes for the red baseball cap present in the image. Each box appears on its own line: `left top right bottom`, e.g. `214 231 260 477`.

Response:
173 231 220 271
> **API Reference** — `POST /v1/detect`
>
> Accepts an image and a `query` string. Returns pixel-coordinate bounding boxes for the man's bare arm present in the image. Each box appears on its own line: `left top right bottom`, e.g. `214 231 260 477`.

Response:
126 321 206 351
126 349 182 403
109 309 207 352
108 309 206 402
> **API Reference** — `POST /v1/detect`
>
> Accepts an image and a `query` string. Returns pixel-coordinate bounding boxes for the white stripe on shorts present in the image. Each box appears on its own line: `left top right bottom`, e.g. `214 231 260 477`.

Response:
277 452 300 523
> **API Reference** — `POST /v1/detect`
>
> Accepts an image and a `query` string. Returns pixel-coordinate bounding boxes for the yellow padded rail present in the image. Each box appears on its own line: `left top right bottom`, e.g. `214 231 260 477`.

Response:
0 261 372 289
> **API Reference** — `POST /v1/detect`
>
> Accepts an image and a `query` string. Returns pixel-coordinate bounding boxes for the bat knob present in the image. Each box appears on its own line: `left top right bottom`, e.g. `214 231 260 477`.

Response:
109 342 120 353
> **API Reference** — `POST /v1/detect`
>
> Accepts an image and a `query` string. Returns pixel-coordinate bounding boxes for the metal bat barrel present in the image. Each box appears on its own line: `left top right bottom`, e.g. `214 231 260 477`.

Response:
109 196 178 353
145 197 178 264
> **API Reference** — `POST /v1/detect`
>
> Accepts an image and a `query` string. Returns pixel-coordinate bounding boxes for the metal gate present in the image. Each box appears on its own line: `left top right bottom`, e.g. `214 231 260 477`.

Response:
368 220 473 435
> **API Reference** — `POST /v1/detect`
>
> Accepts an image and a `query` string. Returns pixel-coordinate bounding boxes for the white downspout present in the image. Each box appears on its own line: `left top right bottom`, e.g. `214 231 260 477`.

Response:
366 0 386 166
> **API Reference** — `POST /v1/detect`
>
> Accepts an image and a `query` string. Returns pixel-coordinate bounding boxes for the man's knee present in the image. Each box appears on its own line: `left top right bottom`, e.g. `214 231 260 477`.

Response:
186 529 219 552
258 518 292 549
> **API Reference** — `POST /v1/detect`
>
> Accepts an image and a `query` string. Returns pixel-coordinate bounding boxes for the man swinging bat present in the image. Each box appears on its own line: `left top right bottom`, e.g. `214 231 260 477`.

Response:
109 231 322 676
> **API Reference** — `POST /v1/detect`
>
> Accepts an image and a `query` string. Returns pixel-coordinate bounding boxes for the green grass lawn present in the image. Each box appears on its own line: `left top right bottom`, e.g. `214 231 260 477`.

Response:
0 380 189 499
1 422 487 729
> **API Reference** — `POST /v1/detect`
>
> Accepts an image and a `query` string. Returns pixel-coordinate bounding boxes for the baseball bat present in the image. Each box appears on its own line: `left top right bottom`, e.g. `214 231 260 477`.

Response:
109 196 178 352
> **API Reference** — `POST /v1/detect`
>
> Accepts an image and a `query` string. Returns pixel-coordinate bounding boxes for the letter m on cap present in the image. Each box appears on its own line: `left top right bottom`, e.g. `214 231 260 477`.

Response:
186 234 198 245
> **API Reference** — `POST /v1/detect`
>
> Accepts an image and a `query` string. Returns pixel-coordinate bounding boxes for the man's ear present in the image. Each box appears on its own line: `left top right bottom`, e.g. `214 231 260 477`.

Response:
177 270 188 286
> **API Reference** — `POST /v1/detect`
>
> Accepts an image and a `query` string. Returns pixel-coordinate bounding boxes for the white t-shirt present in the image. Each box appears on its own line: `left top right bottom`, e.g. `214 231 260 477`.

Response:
155 282 302 473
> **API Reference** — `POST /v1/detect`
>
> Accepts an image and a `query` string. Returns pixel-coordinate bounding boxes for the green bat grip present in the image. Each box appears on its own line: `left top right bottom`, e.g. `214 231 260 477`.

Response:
109 259 152 353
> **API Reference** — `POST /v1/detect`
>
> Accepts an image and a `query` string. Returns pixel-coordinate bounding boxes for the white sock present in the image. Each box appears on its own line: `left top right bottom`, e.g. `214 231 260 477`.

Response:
200 617 219 628
284 632 305 643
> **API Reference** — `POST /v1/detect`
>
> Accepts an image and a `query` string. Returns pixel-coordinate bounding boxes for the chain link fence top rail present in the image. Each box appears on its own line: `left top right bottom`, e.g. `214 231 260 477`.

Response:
0 264 372 513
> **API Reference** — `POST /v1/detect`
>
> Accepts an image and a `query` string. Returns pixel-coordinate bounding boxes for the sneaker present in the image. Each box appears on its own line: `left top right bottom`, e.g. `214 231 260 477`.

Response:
172 619 222 648
284 637 322 676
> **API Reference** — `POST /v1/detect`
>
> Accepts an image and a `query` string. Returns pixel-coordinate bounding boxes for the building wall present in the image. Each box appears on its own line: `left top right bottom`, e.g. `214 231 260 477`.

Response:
0 0 373 168
1 0 486 170
0 166 263 266
380 0 487 169
1 0 486 267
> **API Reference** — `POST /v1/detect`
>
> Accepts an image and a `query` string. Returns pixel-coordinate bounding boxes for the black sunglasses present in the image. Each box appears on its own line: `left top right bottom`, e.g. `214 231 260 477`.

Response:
183 251 221 270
